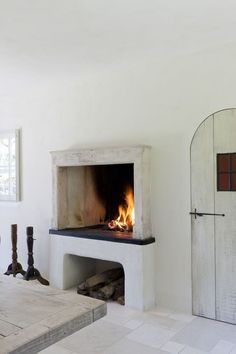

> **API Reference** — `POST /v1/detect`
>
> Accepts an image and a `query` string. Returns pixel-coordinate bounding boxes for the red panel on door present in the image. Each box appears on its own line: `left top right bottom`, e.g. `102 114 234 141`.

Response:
218 173 230 191
231 154 236 172
217 154 230 172
231 173 236 190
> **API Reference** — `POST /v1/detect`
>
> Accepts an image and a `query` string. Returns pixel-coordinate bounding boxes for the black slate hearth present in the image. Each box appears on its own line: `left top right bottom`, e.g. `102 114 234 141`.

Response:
49 225 155 245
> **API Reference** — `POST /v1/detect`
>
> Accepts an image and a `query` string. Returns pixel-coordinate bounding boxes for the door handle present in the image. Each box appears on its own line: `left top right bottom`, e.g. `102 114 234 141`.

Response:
190 208 225 219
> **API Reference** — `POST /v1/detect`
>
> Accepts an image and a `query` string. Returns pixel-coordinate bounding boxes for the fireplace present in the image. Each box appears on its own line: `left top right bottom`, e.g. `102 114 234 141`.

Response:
49 146 156 310
54 163 135 237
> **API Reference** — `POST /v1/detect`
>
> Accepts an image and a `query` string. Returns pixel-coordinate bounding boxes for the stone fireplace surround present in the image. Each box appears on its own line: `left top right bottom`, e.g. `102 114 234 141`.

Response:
49 145 156 310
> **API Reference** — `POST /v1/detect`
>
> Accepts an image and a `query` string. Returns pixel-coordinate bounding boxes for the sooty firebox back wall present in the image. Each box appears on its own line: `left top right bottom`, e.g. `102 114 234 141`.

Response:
93 164 134 222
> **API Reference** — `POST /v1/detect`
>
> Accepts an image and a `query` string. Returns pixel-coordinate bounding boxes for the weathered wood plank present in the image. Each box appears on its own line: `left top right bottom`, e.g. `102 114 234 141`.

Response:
214 109 236 324
191 115 216 319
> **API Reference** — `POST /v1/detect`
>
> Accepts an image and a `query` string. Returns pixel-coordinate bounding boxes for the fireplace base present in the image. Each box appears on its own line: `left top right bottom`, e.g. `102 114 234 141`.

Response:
49 233 156 310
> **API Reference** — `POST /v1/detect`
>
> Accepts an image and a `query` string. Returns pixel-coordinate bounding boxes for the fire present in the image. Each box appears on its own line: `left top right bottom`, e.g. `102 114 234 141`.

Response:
108 187 135 232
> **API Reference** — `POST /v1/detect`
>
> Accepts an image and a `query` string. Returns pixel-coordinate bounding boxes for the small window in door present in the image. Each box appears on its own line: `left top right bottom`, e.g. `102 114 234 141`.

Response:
217 153 236 191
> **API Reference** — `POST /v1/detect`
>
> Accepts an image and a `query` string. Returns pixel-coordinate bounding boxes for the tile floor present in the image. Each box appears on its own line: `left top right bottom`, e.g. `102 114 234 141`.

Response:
39 302 236 354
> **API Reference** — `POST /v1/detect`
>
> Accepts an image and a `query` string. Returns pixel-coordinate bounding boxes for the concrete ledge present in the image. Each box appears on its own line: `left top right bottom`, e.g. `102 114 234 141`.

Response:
0 275 106 354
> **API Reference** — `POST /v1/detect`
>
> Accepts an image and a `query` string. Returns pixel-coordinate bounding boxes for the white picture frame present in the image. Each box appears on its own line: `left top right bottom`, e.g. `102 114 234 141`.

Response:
0 129 20 201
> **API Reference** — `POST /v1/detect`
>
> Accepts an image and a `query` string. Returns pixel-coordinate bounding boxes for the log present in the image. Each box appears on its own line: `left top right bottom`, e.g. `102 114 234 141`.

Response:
117 296 125 305
77 267 125 305
90 277 124 301
112 279 124 301
77 267 124 292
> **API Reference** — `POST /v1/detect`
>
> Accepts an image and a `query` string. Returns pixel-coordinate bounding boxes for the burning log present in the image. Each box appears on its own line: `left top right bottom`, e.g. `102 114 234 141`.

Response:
107 186 135 232
108 220 129 232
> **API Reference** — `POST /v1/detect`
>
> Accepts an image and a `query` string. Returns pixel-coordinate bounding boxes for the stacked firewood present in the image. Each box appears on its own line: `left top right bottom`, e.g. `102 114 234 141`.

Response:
77 268 124 305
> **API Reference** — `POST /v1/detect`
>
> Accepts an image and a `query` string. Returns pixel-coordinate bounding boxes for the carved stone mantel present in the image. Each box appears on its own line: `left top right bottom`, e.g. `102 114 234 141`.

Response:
51 145 152 240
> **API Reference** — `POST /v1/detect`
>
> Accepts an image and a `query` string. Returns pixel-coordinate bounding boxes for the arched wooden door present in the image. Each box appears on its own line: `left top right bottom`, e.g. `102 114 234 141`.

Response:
191 108 236 324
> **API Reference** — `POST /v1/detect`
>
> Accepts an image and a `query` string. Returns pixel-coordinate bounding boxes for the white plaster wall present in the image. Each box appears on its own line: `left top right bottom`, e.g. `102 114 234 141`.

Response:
0 0 236 312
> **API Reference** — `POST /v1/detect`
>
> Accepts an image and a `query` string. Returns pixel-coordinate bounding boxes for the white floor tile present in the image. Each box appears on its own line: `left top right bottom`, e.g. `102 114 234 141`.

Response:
181 346 208 354
161 340 185 353
210 340 235 354
39 344 73 354
126 323 175 349
103 302 141 326
172 317 236 352
134 312 187 332
59 319 130 353
229 345 236 353
124 319 143 329
168 313 195 323
149 308 172 317
101 337 166 354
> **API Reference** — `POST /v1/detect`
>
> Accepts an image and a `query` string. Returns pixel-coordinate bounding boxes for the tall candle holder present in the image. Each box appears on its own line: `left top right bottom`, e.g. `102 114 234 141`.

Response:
5 224 26 277
23 226 49 286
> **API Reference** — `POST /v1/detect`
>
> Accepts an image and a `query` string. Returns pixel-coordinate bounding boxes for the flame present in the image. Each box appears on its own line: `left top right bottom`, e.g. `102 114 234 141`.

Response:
108 187 135 232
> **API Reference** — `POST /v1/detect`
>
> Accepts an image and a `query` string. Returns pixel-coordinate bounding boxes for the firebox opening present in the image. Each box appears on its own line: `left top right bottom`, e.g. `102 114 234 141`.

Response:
57 163 134 234
93 164 134 232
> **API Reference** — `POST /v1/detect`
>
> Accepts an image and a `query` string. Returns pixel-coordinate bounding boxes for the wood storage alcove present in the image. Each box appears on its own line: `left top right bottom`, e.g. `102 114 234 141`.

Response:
73 255 125 305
